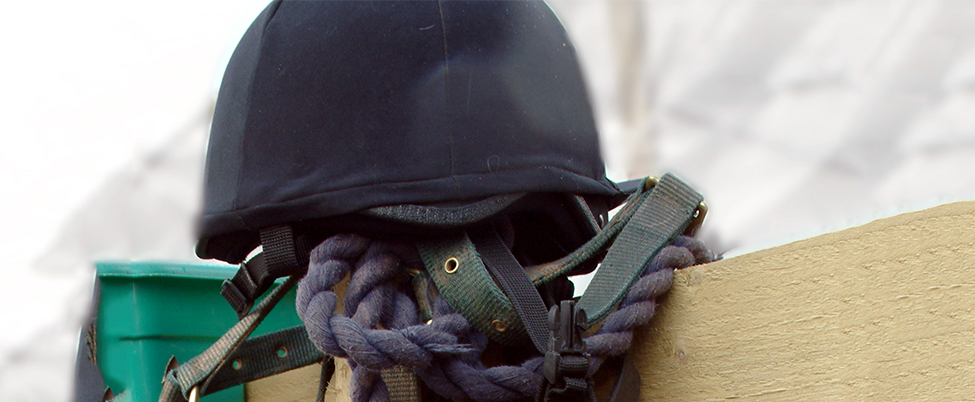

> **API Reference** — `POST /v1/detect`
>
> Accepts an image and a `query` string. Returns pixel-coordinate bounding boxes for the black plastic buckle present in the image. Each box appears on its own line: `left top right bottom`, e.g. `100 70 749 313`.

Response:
540 300 592 402
221 254 272 319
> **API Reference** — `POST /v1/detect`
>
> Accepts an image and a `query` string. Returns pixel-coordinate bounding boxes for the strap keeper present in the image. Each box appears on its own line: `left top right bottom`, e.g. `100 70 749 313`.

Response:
260 226 310 277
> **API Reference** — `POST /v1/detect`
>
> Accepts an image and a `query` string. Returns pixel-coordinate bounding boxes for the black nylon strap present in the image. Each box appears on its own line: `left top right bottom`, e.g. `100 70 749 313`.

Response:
607 355 640 402
470 226 550 353
220 254 267 319
75 278 108 402
576 173 702 326
221 226 309 318
205 325 325 394
260 226 309 277
316 356 336 402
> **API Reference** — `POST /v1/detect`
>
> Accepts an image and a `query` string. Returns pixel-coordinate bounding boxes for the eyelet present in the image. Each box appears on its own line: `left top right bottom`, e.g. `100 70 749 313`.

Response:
444 257 459 274
491 319 507 332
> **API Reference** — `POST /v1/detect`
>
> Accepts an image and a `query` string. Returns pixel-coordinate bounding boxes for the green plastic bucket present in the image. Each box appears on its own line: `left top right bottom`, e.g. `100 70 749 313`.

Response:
95 261 304 402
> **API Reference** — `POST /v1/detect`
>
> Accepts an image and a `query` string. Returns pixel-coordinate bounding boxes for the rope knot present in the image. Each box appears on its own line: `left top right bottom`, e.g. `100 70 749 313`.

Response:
297 234 713 402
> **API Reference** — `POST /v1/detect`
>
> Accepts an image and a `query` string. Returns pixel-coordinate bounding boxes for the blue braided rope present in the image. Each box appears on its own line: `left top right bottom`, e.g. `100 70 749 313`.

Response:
297 234 713 402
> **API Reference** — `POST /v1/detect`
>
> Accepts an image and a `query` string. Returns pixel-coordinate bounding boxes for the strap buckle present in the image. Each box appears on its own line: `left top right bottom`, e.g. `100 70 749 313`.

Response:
541 300 592 402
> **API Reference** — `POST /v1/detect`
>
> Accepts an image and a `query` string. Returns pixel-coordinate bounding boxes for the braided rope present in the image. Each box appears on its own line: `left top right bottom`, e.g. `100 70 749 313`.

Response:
297 234 713 402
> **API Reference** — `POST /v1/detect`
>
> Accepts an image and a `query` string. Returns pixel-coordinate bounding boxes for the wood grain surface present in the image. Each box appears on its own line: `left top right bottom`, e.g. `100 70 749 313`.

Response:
634 201 975 400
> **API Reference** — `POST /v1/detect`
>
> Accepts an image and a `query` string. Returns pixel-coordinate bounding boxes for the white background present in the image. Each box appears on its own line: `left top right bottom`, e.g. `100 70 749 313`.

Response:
1 1 974 400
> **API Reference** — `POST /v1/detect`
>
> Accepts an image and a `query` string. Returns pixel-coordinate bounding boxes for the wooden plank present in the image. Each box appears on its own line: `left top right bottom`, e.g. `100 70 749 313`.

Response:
634 201 975 400
245 360 353 402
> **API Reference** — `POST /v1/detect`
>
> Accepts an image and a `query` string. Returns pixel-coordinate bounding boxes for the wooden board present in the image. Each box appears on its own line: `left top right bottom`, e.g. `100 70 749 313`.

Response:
246 360 352 402
248 201 975 401
634 200 975 400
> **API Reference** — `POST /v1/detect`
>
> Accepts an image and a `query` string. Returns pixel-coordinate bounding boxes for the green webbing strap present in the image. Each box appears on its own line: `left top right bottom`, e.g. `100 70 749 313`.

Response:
417 234 529 347
159 275 300 402
381 366 422 402
523 185 649 285
206 325 326 394
607 355 640 402
576 173 702 326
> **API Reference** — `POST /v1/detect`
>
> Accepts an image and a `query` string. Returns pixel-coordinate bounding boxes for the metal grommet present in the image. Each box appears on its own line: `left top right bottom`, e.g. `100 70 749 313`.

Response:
444 257 459 274
232 359 242 370
276 346 288 358
491 319 507 332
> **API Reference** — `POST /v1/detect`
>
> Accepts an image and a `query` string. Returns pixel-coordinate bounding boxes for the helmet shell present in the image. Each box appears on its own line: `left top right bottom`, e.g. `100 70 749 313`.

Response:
199 0 620 262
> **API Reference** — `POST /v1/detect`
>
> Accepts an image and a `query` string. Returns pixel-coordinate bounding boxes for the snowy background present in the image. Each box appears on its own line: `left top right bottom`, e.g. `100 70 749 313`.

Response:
2 1 974 400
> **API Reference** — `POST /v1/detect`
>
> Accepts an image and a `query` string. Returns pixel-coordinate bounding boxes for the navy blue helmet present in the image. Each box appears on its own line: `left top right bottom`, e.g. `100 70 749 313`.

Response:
198 0 622 263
